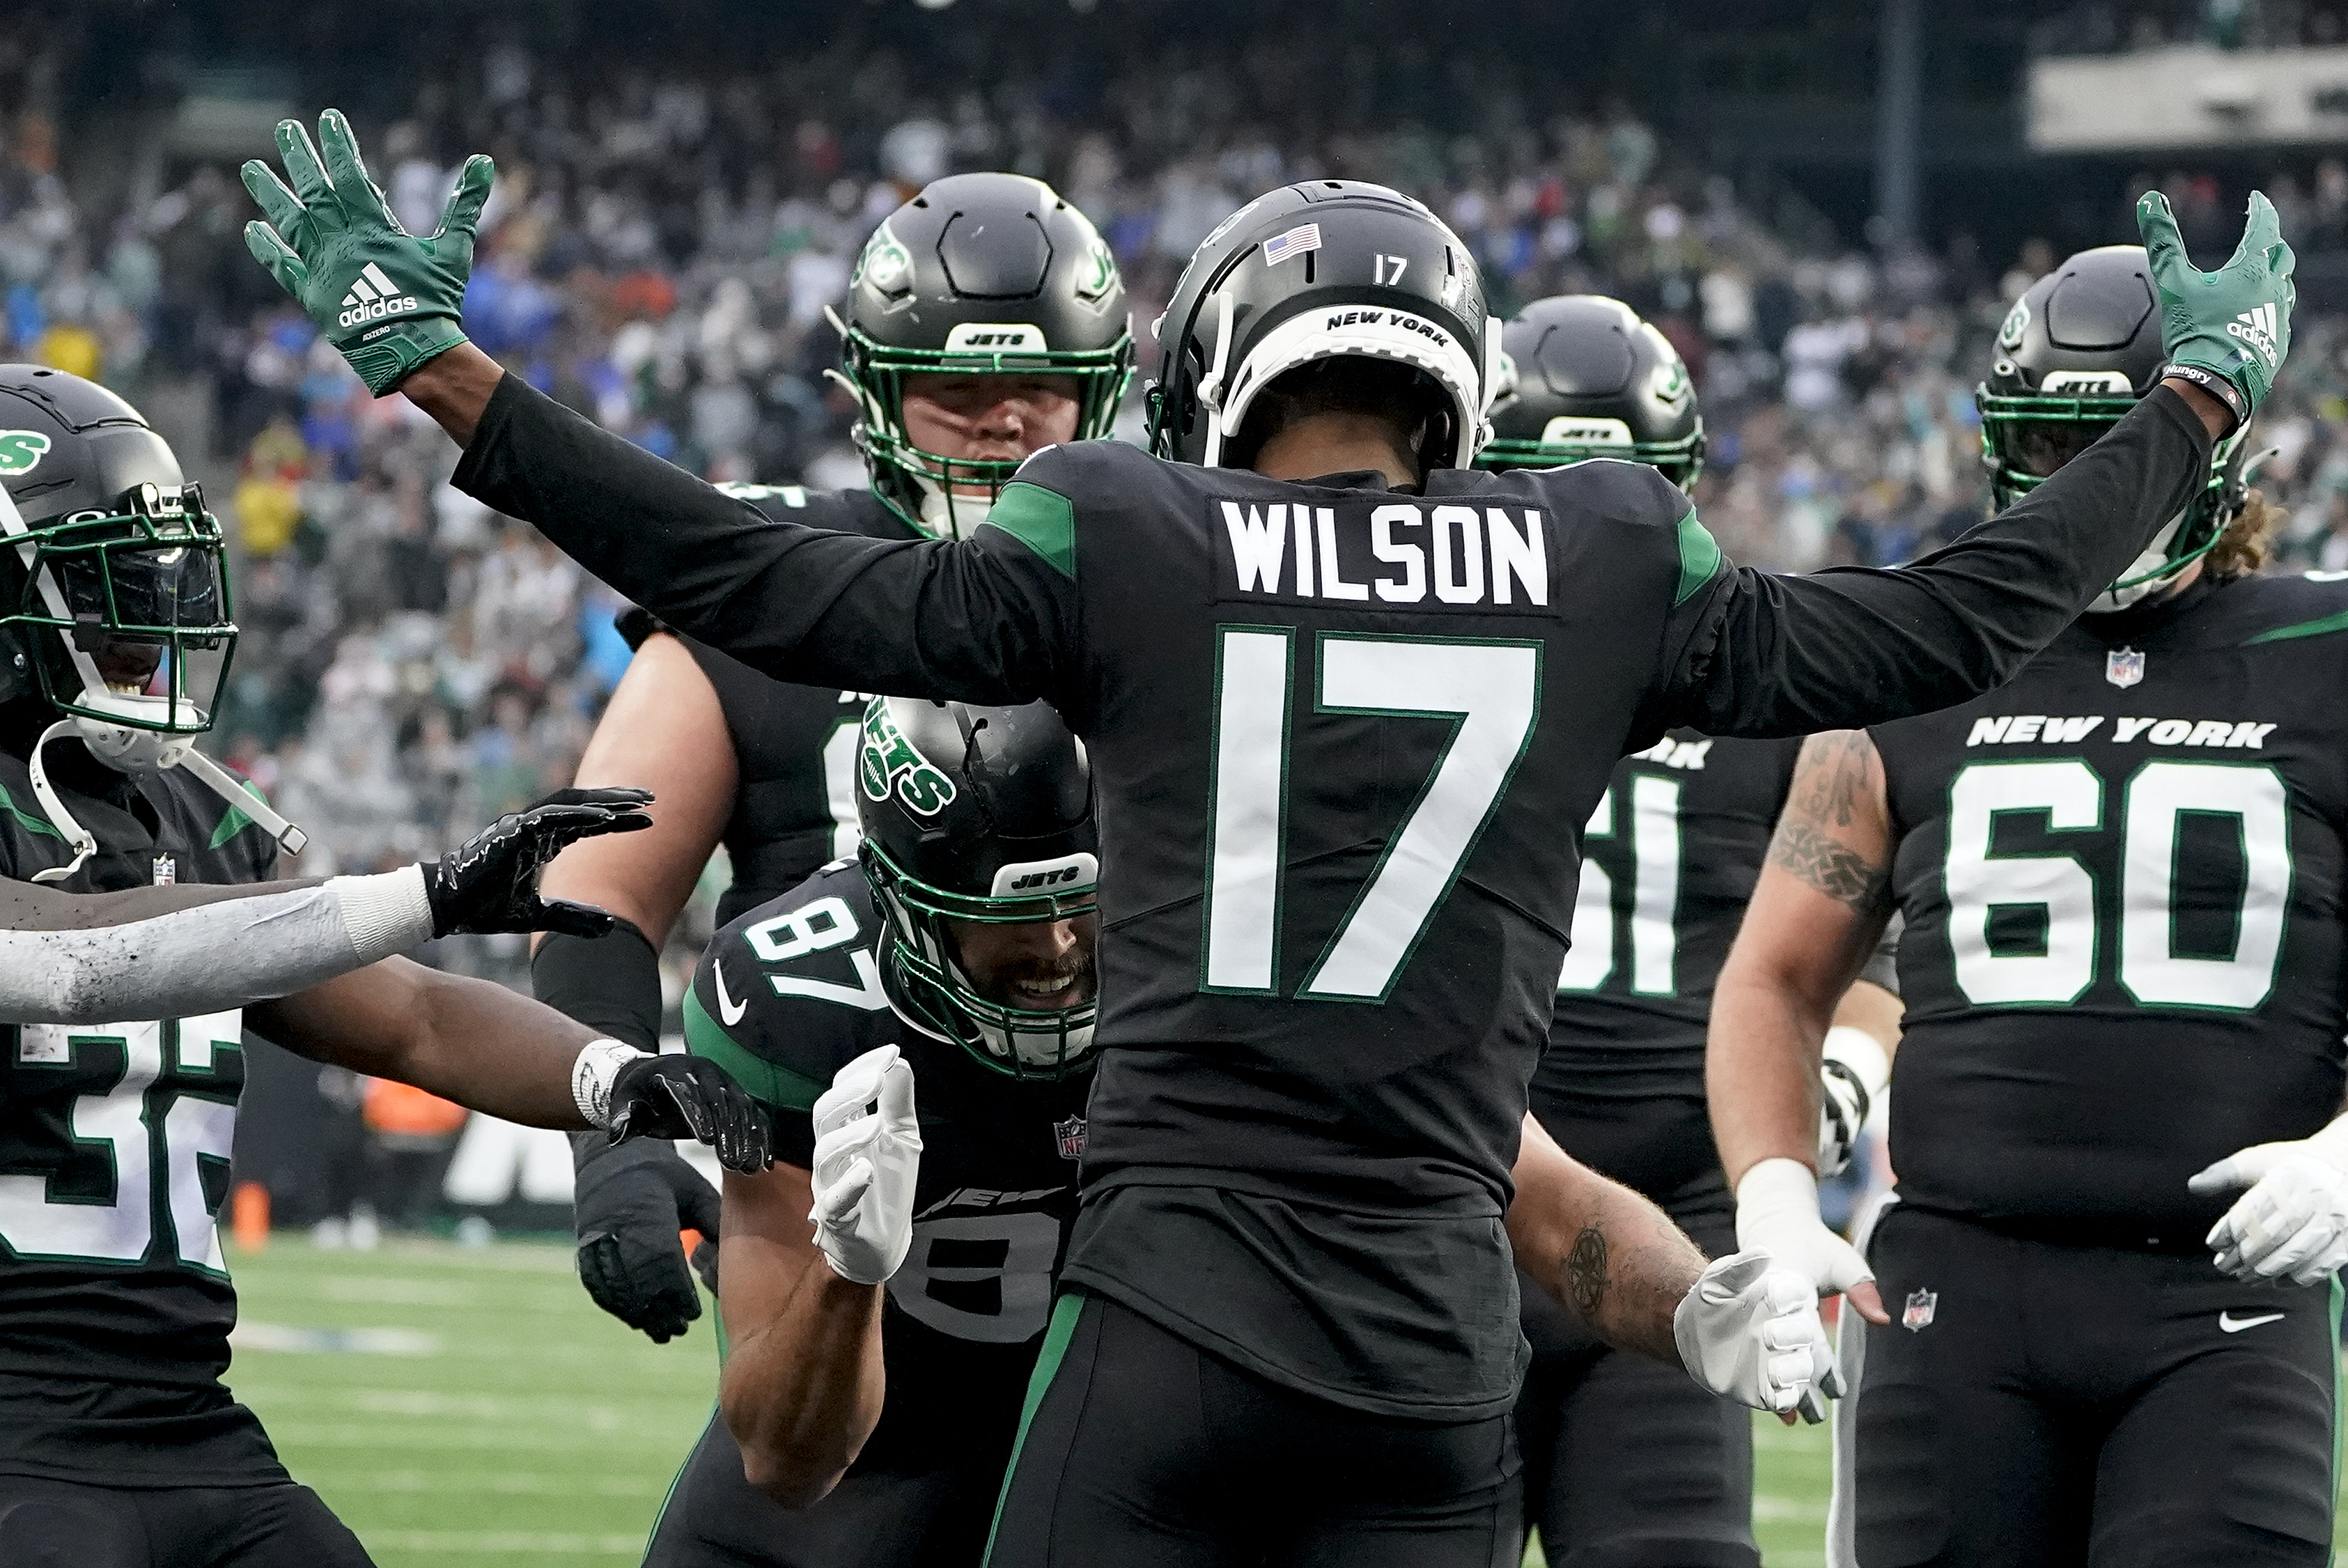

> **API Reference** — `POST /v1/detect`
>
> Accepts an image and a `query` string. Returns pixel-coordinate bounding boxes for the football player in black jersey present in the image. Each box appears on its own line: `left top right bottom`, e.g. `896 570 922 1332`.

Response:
531 172 1132 1347
0 366 772 1566
1482 296 1899 1567
642 694 1101 1567
660 694 1844 1568
1711 243 2345 1567
249 110 2279 1560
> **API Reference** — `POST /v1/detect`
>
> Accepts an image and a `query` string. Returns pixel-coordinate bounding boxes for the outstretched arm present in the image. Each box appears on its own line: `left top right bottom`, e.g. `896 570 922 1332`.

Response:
250 958 770 1170
1658 381 2225 740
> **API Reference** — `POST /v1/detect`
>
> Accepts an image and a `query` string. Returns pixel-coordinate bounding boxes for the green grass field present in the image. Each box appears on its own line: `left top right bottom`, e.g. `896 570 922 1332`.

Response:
226 1239 2336 1568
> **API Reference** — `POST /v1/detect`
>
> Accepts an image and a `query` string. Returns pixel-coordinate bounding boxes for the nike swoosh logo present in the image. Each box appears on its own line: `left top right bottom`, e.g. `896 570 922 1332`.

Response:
711 963 748 1027
2220 1311 2286 1334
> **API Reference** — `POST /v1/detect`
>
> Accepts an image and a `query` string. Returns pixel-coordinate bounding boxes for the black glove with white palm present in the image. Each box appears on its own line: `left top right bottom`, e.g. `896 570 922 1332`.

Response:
426 787 653 939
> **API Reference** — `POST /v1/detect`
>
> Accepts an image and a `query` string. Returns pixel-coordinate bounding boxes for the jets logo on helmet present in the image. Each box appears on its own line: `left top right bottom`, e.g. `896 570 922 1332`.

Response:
859 703 958 816
0 430 49 474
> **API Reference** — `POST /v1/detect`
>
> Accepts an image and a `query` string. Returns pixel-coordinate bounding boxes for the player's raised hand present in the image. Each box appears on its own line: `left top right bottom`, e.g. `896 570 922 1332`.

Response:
241 109 492 394
1733 1156 1889 1326
808 1046 924 1286
1673 1250 1841 1420
426 786 655 938
2189 1126 2348 1286
2137 187 2295 428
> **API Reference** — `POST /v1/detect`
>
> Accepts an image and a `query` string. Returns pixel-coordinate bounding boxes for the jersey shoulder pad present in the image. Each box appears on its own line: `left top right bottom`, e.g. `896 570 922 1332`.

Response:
1006 437 1154 499
1521 455 1692 534
2228 568 2348 648
685 864 894 1112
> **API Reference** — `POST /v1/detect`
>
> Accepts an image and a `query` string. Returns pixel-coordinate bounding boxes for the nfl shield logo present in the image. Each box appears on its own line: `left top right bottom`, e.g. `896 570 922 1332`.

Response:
2105 647 2145 688
1053 1115 1087 1161
152 855 176 886
1902 1287 1938 1332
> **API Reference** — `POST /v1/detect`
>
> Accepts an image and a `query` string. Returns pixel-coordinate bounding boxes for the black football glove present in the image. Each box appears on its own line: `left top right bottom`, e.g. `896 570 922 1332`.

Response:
572 1132 724 1342
426 787 654 938
608 1054 772 1175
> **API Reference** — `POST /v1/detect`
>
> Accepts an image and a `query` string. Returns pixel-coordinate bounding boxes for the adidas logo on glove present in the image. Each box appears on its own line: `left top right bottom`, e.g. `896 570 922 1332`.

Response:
336 262 419 328
2226 303 2281 366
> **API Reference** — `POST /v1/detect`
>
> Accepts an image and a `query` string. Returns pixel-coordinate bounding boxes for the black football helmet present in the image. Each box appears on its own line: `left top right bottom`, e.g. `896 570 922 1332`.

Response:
1477 295 1704 491
1979 244 2244 610
0 366 300 878
832 173 1133 540
855 695 1098 1080
1146 180 1500 473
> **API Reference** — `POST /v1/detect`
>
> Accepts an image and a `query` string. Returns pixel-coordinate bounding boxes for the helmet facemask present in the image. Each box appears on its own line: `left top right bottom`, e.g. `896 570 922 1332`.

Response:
827 315 1133 541
1477 417 1707 492
1977 385 2244 611
0 477 304 878
862 837 1099 1080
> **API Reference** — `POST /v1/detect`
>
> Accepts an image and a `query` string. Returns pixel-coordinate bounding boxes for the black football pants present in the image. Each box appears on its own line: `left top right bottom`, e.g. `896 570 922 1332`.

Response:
1833 1202 2340 1568
983 1290 1521 1568
641 1406 999 1567
1515 1203 1758 1568
0 1473 373 1567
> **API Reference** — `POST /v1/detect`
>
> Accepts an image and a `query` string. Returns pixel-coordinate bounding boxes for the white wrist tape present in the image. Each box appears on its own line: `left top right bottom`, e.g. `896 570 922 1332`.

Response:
1822 1025 1892 1103
1734 1156 1825 1250
572 1038 652 1129
327 864 437 963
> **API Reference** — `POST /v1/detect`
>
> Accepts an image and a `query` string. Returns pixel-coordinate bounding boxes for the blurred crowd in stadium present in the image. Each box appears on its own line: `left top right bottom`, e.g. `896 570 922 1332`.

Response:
10 17 2348 1004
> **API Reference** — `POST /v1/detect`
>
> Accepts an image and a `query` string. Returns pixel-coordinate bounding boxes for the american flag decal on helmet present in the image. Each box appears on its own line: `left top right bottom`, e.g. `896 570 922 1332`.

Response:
1262 224 1321 266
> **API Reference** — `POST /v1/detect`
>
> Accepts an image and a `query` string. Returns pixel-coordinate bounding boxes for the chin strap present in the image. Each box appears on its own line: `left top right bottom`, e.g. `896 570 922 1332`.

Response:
178 746 309 857
24 720 308 884
26 720 98 883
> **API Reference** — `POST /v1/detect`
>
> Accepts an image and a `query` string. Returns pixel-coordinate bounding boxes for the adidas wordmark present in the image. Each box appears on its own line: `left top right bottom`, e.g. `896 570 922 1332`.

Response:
2226 302 2280 366
338 262 419 329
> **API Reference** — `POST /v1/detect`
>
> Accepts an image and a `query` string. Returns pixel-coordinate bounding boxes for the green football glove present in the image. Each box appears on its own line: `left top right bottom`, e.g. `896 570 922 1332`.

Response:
241 109 492 395
2136 188 2294 428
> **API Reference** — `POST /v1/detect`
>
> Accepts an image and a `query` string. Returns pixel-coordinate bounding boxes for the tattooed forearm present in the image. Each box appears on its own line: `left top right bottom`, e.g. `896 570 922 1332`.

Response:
1564 1226 1608 1317
1767 821 1890 911
1768 730 1892 912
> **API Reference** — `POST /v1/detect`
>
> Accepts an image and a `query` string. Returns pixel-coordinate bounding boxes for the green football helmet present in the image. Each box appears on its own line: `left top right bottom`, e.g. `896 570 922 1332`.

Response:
855 694 1099 1080
1980 244 2245 611
831 173 1133 540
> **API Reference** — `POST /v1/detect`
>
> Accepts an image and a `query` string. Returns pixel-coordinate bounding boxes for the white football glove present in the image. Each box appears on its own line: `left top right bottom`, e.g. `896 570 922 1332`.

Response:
1736 1157 1876 1304
1673 1250 1842 1419
1817 1025 1890 1180
2188 1121 2348 1287
807 1045 923 1286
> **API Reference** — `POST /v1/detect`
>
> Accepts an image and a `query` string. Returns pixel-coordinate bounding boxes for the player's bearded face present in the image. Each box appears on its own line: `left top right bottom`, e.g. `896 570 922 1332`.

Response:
901 373 1082 491
944 912 1098 1011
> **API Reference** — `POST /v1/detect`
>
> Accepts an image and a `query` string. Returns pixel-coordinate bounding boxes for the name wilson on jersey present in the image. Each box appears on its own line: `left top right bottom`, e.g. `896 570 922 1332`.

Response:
1214 499 1548 610
1966 713 2280 750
